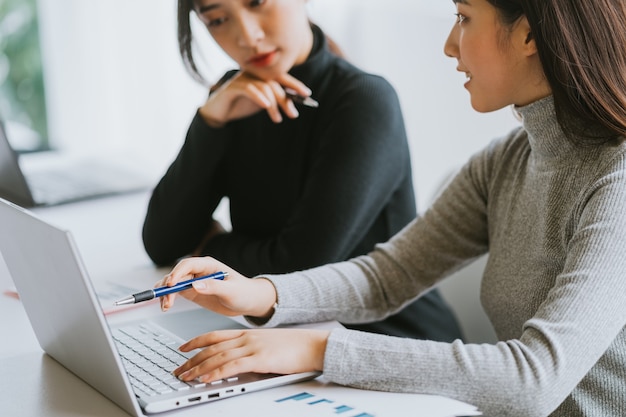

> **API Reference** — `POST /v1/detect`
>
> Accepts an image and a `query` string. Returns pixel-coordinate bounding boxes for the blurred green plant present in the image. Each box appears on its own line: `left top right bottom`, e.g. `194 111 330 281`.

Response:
0 0 48 150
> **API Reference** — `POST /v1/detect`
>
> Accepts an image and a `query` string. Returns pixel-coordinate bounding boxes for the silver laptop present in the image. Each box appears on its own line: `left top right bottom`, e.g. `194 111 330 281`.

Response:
0 119 152 207
0 198 320 415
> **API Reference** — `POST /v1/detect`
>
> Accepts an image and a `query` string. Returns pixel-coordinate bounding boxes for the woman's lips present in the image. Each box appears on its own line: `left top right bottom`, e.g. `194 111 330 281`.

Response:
248 50 277 67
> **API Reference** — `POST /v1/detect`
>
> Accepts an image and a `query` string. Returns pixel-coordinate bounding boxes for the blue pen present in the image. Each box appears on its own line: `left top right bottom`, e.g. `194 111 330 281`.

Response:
114 271 228 306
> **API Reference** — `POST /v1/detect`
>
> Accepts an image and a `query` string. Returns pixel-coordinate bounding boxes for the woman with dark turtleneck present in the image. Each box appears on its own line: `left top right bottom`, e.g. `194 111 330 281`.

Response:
142 0 463 342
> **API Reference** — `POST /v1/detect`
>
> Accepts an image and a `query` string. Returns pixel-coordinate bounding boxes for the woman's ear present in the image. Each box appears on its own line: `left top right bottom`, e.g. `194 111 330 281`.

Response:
518 16 537 56
525 32 533 44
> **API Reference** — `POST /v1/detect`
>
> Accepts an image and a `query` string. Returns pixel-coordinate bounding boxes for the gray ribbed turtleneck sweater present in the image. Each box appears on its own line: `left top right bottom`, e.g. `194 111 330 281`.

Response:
257 96 626 416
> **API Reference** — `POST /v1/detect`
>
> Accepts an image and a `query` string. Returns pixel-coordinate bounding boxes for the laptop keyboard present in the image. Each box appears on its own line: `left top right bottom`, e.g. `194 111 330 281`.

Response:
112 323 238 398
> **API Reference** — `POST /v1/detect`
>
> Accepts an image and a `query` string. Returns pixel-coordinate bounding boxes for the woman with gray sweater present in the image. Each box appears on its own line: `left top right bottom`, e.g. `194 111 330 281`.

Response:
155 1 626 415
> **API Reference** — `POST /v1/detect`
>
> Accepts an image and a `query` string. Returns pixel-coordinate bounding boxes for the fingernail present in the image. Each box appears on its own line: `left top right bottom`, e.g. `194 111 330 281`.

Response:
288 102 299 117
193 281 207 290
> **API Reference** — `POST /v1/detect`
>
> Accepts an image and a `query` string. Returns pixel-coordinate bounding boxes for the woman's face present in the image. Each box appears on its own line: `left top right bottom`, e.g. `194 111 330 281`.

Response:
193 0 312 80
443 0 550 112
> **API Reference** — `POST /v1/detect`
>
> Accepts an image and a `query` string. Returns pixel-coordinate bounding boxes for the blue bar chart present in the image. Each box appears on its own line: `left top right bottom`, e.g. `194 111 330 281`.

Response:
276 391 375 416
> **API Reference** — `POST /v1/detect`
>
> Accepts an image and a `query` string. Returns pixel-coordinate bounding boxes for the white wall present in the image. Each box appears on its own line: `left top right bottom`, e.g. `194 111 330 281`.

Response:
37 0 207 177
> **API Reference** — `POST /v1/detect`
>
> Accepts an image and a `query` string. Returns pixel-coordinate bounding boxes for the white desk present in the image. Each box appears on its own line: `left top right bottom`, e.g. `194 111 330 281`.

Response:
0 192 479 417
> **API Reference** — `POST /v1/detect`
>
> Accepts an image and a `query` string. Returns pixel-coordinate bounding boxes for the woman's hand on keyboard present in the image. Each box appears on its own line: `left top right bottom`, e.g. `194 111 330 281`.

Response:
173 328 329 383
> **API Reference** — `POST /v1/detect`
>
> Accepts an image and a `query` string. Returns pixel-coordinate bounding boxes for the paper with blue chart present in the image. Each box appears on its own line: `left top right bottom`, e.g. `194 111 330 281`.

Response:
203 377 481 416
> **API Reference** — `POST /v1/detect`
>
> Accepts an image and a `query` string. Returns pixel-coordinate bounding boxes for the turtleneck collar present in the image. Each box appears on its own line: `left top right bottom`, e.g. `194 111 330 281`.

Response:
515 96 580 164
288 24 333 86
515 95 623 168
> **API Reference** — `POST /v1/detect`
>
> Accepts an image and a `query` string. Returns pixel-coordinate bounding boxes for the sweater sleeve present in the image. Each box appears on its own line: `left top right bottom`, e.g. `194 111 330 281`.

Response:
200 74 416 275
257 146 626 416
142 112 231 265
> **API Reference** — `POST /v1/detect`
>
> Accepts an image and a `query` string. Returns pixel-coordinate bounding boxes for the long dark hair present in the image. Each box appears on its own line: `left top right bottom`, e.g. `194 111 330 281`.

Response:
177 0 345 86
488 0 626 144
178 0 203 84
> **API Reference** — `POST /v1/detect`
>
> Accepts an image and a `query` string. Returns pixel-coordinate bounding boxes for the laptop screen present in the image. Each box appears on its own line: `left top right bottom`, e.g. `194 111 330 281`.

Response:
0 120 35 207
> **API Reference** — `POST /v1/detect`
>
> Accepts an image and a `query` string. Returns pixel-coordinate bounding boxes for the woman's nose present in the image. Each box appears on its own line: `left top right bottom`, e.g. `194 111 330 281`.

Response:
444 24 459 58
236 12 264 48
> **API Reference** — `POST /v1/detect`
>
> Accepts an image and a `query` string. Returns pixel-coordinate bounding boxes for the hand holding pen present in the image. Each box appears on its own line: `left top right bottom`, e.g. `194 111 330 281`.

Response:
154 257 277 320
199 71 317 127
114 271 228 306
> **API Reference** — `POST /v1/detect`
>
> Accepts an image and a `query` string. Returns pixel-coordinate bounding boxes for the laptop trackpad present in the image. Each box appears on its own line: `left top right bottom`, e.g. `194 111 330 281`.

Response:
149 308 247 342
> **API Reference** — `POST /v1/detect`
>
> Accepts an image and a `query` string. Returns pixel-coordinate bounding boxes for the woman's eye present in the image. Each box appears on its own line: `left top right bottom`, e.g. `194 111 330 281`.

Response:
250 0 266 7
455 13 467 24
208 17 227 27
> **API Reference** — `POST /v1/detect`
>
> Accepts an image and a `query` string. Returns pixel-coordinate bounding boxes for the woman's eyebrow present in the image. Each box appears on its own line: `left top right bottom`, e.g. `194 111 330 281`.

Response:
197 3 220 13
453 0 470 4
